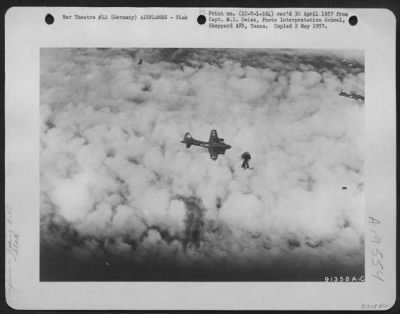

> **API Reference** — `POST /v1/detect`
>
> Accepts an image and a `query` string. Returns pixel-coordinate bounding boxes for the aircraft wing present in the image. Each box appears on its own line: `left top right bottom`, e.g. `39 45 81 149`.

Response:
209 129 218 143
209 149 219 160
209 145 226 160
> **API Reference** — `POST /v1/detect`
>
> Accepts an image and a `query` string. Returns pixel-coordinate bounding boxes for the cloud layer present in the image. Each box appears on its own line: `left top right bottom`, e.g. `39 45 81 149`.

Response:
40 48 364 280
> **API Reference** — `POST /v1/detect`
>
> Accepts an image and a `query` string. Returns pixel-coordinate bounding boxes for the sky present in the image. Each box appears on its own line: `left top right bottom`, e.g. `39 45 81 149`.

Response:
40 48 365 281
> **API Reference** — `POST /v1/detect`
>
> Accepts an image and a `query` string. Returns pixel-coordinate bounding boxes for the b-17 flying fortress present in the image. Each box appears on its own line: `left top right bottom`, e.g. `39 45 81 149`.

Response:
181 129 232 161
339 89 364 102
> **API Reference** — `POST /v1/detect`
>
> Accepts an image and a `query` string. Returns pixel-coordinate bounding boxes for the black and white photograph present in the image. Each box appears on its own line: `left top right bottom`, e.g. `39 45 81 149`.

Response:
5 6 397 310
40 48 365 281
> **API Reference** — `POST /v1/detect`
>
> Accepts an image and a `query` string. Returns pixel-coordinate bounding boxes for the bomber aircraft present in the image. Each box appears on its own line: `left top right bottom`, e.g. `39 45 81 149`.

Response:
339 89 365 101
181 129 231 160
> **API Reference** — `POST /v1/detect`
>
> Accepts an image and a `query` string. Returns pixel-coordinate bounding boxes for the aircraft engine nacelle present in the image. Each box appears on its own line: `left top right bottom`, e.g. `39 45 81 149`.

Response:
186 142 192 148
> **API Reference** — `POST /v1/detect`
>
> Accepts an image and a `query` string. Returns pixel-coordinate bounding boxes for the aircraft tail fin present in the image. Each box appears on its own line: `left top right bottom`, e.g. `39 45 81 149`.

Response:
184 132 192 140
182 132 192 148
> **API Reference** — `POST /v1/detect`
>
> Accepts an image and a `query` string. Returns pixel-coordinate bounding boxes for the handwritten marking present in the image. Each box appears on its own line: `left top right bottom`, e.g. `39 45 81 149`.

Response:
368 216 384 282
361 303 388 310
7 230 19 262
6 203 13 224
7 263 15 294
5 204 19 297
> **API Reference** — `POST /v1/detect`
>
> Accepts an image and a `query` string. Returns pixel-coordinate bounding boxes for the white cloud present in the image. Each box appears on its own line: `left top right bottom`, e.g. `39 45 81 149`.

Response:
41 48 365 273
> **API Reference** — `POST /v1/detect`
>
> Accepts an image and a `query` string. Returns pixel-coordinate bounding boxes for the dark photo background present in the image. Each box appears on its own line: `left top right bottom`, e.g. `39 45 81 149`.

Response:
40 48 364 281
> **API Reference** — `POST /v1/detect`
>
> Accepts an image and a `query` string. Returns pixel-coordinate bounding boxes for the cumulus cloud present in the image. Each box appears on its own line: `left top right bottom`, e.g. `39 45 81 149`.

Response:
40 48 364 280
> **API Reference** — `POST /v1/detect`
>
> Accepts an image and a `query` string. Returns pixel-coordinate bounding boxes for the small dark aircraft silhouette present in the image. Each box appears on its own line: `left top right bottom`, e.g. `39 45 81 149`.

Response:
342 58 354 68
339 89 365 101
181 129 232 160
